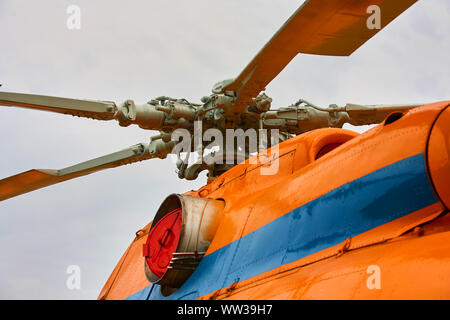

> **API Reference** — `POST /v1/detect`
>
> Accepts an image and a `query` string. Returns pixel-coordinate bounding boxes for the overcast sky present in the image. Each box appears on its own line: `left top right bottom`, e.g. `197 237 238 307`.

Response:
0 0 449 299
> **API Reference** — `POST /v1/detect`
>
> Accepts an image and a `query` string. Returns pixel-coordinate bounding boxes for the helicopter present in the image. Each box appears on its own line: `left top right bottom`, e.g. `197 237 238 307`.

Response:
0 0 449 300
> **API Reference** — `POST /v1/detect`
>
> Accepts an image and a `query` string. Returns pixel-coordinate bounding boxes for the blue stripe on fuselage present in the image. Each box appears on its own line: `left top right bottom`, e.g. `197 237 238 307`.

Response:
127 153 438 300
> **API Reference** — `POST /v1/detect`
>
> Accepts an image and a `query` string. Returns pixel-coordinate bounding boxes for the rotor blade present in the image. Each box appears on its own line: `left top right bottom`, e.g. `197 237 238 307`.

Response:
220 0 417 115
0 140 175 202
344 103 424 125
0 91 116 120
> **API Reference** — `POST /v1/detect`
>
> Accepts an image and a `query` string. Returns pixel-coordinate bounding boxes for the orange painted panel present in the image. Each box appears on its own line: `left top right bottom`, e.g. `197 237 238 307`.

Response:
98 223 152 300
427 105 450 209
205 103 448 254
202 205 450 300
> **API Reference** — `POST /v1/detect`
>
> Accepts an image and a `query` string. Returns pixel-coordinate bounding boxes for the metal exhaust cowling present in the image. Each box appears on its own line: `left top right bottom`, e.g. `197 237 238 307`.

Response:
143 194 225 290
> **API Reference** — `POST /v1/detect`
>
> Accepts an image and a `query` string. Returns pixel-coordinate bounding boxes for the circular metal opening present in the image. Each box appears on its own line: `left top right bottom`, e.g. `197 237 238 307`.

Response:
143 194 225 293
384 112 404 125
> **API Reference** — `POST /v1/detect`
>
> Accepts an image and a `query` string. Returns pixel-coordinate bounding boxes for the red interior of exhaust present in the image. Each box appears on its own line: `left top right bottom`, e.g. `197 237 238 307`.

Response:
143 207 182 279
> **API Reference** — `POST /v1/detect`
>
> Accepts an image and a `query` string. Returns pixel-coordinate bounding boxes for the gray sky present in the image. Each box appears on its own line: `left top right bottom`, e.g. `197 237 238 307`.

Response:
0 0 449 299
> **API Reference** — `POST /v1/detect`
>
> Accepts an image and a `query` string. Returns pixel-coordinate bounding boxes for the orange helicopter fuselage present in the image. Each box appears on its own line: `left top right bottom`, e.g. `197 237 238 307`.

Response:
99 101 450 300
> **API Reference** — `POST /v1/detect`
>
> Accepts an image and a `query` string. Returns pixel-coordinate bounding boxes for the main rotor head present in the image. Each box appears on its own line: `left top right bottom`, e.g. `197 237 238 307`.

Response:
0 0 422 201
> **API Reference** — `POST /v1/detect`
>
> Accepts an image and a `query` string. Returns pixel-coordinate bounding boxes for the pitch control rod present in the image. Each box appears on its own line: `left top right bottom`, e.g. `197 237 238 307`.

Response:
262 100 425 134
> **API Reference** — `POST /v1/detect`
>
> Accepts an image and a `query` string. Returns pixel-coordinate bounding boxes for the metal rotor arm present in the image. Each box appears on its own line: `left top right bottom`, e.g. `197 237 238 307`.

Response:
0 139 175 202
343 103 424 126
261 100 424 135
0 92 198 131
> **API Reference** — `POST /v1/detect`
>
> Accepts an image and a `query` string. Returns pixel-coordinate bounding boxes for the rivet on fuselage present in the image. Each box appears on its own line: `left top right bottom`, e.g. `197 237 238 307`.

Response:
412 226 424 237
